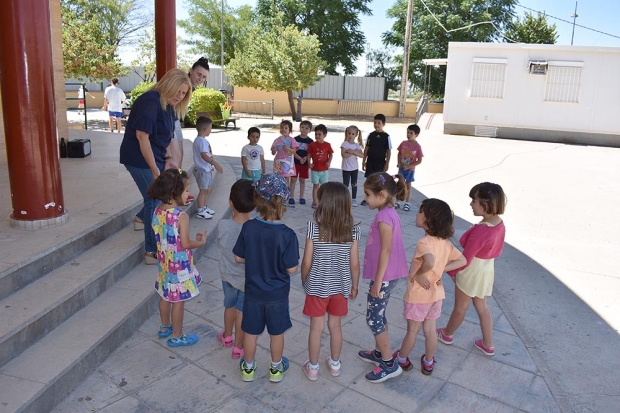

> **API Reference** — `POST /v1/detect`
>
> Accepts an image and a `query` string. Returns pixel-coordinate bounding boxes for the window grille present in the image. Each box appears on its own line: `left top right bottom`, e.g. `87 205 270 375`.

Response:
470 62 507 99
544 65 582 103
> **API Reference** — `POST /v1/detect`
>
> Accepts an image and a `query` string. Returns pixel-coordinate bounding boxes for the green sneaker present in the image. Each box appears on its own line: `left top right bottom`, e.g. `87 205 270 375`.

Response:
268 356 290 383
240 358 256 382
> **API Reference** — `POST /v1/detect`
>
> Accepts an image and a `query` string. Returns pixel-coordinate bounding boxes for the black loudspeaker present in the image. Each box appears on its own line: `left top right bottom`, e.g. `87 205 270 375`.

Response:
67 139 91 158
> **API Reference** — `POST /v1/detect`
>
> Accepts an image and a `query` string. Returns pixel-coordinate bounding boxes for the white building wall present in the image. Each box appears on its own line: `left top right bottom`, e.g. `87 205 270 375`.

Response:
443 42 620 139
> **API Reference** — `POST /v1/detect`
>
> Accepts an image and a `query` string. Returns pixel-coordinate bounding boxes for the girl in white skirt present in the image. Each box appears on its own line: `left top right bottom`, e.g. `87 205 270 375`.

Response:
436 183 507 356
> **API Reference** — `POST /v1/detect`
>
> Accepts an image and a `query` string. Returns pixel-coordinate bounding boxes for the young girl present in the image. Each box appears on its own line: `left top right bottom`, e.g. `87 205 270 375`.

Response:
436 182 507 356
271 120 299 201
393 199 466 375
358 172 409 383
340 125 364 207
300 182 361 381
146 169 207 347
241 127 266 182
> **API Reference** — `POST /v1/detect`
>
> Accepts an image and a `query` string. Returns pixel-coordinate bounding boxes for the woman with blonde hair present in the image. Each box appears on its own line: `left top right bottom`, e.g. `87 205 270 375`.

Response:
120 68 193 264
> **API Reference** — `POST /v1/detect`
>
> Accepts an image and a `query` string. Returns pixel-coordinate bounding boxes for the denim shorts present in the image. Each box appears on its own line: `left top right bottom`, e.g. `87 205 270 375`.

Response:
311 170 328 184
366 279 399 336
241 298 292 336
222 281 244 311
398 168 415 183
193 167 212 190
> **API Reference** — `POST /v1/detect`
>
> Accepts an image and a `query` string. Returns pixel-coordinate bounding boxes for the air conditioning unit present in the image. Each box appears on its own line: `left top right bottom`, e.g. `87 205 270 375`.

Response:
529 60 548 75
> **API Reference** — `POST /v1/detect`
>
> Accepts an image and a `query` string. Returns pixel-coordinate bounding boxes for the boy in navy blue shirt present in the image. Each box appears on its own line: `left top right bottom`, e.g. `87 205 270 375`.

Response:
233 173 299 383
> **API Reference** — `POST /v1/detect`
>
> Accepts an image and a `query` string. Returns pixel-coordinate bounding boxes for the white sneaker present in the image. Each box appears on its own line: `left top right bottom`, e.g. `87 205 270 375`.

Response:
352 199 358 207
395 202 401 209
196 208 213 219
204 206 215 215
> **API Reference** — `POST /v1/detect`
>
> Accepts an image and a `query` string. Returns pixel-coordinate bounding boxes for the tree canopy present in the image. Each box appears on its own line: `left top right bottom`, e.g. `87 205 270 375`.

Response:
366 48 401 92
383 0 516 96
506 12 558 44
256 0 372 75
225 8 325 119
178 0 255 66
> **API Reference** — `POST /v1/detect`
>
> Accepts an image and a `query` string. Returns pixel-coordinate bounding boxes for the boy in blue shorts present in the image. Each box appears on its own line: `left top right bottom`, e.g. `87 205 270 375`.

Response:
216 179 256 359
396 124 423 211
233 173 299 383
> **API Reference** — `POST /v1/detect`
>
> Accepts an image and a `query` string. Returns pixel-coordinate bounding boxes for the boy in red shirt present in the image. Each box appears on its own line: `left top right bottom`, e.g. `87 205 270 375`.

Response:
307 124 334 209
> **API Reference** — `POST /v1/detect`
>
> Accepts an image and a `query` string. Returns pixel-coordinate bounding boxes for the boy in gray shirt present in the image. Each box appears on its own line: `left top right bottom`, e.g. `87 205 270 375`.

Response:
216 179 256 359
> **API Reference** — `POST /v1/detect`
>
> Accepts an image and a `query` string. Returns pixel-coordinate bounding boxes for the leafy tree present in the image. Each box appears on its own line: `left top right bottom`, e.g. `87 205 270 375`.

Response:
383 0 516 96
366 48 401 92
506 12 558 44
225 8 325 119
256 0 372 75
129 28 157 82
178 0 254 66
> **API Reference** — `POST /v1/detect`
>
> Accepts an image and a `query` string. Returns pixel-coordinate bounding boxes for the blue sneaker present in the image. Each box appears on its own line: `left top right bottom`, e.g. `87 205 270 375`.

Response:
358 349 382 365
365 359 402 383
288 198 295 205
269 356 290 383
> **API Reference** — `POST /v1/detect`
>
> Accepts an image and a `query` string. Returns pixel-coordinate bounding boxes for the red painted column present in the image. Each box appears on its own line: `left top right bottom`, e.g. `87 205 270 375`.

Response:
155 0 177 80
0 0 66 225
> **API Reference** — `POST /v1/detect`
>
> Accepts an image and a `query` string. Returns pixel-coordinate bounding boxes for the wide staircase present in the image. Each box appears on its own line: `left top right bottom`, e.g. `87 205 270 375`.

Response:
0 157 235 413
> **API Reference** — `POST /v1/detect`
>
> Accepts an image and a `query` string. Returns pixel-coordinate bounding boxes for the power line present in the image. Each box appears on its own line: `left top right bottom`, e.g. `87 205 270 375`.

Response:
516 4 620 40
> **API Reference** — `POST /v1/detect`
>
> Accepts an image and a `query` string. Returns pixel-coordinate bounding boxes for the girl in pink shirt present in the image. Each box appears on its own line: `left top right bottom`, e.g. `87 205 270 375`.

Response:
357 172 409 383
393 199 465 375
437 182 507 356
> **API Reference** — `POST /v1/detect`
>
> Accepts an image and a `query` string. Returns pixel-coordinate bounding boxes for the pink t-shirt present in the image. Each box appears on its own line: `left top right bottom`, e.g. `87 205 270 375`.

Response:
397 140 423 171
362 207 408 282
271 136 299 177
447 221 506 277
405 235 463 304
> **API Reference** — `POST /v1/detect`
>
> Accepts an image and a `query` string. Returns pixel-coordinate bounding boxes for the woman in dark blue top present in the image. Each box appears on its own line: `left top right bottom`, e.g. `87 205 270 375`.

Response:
120 69 192 264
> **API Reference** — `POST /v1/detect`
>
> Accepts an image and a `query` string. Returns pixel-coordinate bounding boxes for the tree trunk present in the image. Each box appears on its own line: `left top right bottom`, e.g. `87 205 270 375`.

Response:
286 89 297 120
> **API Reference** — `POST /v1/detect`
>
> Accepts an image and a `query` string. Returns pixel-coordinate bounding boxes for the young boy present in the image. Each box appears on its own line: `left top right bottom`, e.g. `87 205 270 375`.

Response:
241 127 266 182
307 124 333 209
192 116 223 219
396 124 423 211
216 179 256 359
233 173 299 383
361 114 391 206
290 120 314 205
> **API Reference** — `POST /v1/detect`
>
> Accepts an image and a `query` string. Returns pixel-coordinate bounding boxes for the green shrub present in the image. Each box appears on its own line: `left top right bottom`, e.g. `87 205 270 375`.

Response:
130 81 155 106
185 87 226 126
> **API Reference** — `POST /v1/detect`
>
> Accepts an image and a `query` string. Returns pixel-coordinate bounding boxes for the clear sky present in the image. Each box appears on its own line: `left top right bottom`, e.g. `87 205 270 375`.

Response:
120 0 620 75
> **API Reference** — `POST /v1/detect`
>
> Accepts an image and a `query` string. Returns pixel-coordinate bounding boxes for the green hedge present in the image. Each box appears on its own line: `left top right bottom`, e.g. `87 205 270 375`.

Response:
185 87 226 126
130 81 154 106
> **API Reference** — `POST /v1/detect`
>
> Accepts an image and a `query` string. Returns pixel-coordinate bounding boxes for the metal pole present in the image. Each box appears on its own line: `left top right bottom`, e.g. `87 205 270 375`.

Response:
398 0 414 118
221 0 224 87
83 82 88 130
571 1 578 45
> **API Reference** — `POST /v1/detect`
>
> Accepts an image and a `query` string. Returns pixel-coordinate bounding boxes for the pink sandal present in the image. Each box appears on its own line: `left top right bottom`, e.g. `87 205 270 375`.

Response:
232 346 244 359
218 331 233 348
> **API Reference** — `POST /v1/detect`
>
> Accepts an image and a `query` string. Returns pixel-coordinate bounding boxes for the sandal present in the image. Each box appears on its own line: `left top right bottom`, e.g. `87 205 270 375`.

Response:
167 333 199 347
232 346 244 359
184 194 195 206
144 252 158 265
299 198 306 205
218 331 234 348
158 325 173 338
133 217 144 231
403 203 410 212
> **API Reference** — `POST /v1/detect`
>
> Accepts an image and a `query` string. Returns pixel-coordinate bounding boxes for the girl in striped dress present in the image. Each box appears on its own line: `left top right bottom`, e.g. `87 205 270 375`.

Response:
300 182 361 380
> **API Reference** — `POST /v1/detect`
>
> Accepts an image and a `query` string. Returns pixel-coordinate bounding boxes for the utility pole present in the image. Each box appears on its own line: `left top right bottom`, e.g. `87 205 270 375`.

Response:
221 0 224 87
570 1 578 45
398 0 414 118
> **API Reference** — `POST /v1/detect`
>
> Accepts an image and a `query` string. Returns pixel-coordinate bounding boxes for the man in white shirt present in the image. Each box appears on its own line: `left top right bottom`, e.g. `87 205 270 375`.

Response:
104 78 126 133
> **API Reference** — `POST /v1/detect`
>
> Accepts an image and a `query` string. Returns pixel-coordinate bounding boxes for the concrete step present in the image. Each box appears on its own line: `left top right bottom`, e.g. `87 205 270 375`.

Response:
0 202 141 302
0 226 143 369
0 264 158 413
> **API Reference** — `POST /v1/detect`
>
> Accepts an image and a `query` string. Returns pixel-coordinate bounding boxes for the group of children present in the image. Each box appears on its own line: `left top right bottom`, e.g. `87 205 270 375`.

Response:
145 132 508 383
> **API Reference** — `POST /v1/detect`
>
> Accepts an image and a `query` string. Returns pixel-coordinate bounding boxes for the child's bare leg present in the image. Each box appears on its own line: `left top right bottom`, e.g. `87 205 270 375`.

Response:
224 306 236 337
270 334 284 362
243 333 258 362
406 182 412 202
290 177 297 199
171 301 185 337
234 310 244 348
443 286 471 337
159 297 172 326
300 178 306 199
473 297 494 348
422 319 437 360
374 331 392 360
399 319 422 358
308 316 325 364
197 188 211 209
312 184 319 204
327 315 343 361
